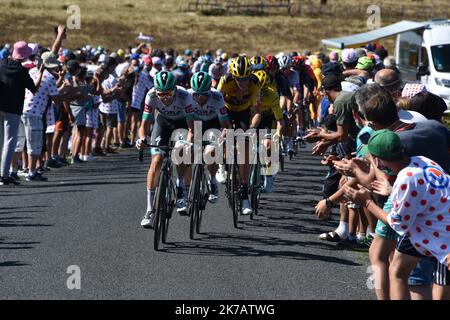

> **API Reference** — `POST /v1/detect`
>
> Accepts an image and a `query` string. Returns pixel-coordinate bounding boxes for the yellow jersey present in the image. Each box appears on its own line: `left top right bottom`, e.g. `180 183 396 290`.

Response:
217 74 261 112
258 85 283 121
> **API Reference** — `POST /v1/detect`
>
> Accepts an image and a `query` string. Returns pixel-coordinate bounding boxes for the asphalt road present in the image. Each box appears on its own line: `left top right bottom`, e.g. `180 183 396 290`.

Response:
0 146 373 300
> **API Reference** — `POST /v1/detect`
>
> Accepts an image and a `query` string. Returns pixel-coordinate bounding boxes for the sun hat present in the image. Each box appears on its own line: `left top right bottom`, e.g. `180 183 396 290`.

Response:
12 41 32 60
341 48 358 63
41 51 61 68
368 129 404 160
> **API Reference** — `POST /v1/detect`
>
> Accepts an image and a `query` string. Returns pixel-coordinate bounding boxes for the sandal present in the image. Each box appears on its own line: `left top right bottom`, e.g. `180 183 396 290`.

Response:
318 231 342 242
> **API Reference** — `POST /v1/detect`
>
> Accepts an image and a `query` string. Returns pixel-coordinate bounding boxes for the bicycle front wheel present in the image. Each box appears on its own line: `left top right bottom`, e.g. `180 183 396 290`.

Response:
189 164 202 240
154 165 168 251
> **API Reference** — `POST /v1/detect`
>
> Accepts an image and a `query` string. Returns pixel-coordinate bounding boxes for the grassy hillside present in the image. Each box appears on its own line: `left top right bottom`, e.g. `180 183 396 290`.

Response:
0 0 449 55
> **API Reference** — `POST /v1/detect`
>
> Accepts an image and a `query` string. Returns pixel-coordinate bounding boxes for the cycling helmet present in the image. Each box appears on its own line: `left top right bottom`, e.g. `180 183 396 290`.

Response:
154 71 176 92
292 55 305 68
290 51 298 58
254 70 270 89
250 56 267 71
190 71 212 93
229 56 252 78
278 54 292 69
265 55 279 69
202 54 213 64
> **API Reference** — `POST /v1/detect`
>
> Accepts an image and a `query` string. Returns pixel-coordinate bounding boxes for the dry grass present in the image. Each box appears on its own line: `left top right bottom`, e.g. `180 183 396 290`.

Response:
0 0 449 55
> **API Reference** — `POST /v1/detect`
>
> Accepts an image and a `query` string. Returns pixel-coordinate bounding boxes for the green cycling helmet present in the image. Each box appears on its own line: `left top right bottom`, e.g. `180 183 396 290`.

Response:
190 71 212 93
154 71 176 92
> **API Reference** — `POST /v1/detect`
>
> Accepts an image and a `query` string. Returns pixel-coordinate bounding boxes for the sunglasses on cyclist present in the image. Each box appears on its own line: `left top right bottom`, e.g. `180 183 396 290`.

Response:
194 92 210 98
156 90 174 97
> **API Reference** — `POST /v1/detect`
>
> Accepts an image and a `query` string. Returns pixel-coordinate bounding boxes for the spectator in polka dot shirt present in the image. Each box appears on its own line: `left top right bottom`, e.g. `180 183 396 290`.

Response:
344 129 450 300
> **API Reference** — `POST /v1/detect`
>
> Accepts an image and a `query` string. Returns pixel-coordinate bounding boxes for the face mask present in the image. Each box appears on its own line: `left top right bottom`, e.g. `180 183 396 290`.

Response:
133 66 140 73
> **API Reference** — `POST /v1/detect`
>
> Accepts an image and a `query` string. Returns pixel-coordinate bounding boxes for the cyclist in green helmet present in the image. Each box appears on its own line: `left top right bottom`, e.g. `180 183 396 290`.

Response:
136 70 195 228
188 71 231 203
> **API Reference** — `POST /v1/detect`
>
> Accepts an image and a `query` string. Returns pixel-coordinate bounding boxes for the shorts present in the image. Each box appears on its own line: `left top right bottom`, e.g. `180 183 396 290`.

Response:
227 108 251 131
434 261 450 286
117 102 126 123
101 112 118 128
150 115 188 155
258 112 276 131
86 108 99 129
15 121 26 153
21 114 43 156
409 258 436 286
70 105 86 127
396 234 450 286
375 196 400 241
55 107 69 132
322 168 341 199
45 105 56 134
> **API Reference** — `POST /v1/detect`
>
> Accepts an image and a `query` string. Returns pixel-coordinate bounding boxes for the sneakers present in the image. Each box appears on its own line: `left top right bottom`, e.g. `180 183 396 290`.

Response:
215 165 227 184
242 199 253 215
336 237 369 251
71 155 84 164
176 187 189 215
120 142 133 149
17 168 29 177
0 176 20 186
105 147 118 154
80 155 96 162
46 158 63 168
92 148 107 157
26 172 48 182
9 172 20 181
141 211 155 229
208 182 219 203
263 176 274 193
177 197 189 216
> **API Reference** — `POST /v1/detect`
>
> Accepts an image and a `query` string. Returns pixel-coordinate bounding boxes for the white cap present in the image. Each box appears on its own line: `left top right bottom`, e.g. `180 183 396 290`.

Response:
28 43 39 56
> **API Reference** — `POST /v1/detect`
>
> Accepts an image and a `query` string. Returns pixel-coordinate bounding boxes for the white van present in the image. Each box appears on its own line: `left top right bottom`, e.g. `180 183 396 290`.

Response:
396 19 450 107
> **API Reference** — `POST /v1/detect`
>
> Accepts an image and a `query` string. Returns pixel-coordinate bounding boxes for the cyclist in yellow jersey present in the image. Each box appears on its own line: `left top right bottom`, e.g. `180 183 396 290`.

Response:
217 56 261 215
254 70 284 193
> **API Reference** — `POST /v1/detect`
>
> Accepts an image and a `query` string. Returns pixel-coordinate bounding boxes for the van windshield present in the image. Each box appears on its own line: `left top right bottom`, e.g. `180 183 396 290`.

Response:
431 45 450 72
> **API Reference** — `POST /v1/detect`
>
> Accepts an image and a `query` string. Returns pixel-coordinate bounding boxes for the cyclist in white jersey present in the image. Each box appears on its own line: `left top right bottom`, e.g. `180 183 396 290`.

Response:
136 71 195 228
188 71 231 202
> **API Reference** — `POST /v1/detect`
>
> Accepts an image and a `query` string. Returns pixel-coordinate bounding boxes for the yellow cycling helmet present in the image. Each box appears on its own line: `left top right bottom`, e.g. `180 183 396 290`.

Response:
229 56 252 78
254 70 270 89
117 49 125 58
250 56 267 71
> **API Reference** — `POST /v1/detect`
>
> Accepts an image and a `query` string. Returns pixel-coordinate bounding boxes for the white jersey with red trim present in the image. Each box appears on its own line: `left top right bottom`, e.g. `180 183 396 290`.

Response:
144 85 194 120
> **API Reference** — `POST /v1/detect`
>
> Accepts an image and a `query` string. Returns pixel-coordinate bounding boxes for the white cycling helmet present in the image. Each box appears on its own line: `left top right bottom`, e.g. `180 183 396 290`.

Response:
277 54 292 70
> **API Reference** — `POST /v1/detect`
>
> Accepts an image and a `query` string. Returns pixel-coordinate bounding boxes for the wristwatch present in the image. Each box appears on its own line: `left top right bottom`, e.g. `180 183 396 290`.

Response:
325 198 334 209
